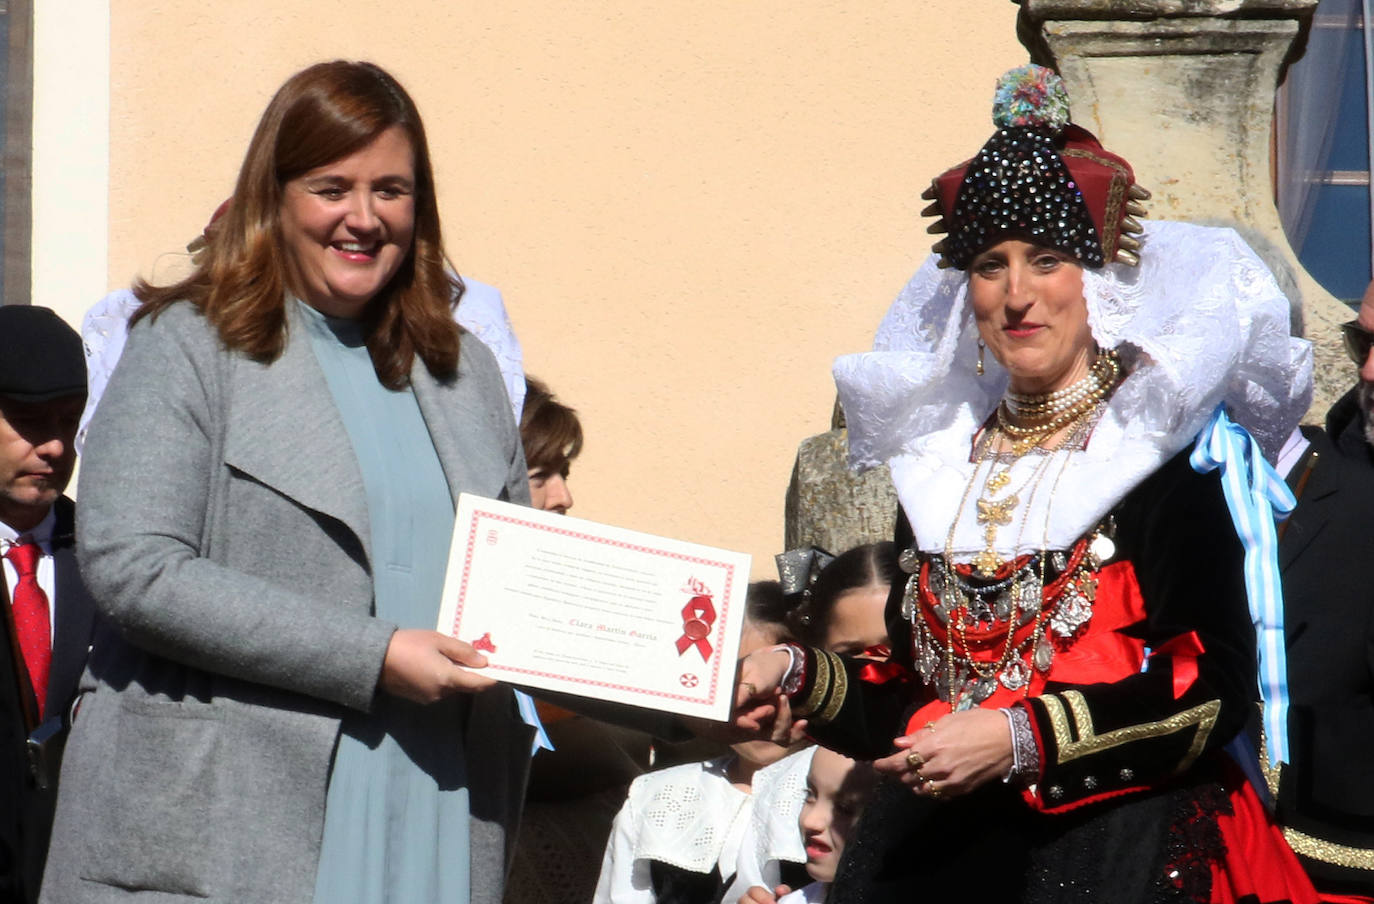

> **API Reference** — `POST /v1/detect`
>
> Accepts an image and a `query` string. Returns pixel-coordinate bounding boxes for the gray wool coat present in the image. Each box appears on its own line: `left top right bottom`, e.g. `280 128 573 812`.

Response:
41 302 534 904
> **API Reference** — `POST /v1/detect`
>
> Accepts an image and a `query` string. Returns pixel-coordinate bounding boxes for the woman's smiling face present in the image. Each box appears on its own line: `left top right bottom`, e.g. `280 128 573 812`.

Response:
967 239 1094 395
280 125 417 319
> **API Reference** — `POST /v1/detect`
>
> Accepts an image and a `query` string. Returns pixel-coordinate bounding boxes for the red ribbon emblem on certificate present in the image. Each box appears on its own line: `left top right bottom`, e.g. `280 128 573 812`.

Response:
675 578 716 661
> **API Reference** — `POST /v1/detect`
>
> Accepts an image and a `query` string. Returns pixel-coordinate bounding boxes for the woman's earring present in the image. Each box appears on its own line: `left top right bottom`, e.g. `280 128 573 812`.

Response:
976 339 986 376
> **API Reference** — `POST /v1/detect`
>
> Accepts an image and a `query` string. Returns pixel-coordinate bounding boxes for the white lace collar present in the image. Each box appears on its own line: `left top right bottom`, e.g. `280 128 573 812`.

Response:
832 221 1312 557
629 757 752 872
746 746 815 866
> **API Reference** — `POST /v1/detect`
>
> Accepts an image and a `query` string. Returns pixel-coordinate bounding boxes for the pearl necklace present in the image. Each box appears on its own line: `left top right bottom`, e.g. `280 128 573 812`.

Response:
962 348 1123 579
997 351 1121 454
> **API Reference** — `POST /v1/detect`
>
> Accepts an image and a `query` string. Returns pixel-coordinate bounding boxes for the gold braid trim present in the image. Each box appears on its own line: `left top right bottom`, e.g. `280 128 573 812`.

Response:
795 648 831 717
1041 690 1220 773
1259 711 1283 799
813 652 849 725
1282 827 1374 870
1258 713 1374 870
1060 147 1132 257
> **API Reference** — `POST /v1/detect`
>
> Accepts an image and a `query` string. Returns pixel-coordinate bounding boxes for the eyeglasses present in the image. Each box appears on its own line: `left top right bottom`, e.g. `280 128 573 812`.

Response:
1341 319 1374 366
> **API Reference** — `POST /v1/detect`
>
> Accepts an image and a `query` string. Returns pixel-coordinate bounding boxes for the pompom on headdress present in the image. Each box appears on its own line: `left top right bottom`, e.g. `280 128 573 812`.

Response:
923 65 1151 270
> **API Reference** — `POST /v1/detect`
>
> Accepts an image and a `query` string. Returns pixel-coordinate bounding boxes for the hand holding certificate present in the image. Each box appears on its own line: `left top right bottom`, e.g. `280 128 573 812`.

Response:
437 494 753 721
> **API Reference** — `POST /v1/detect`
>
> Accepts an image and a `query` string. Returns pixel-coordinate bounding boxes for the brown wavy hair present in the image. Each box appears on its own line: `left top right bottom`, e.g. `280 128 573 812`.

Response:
132 60 461 388
519 377 584 475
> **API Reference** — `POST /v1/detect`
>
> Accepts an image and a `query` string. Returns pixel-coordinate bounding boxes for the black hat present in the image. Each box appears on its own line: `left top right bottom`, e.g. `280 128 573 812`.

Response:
0 305 87 402
922 65 1149 271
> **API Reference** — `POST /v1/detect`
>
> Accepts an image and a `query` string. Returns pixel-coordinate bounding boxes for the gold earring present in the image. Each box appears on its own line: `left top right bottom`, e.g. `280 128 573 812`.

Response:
976 339 985 376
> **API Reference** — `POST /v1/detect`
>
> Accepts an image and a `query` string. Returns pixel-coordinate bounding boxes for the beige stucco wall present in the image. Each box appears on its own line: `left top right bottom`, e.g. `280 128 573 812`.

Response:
32 0 108 317
93 2 1024 576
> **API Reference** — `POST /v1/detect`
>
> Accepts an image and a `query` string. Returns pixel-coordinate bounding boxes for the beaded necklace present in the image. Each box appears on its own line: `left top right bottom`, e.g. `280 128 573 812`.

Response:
899 352 1123 710
996 350 1121 454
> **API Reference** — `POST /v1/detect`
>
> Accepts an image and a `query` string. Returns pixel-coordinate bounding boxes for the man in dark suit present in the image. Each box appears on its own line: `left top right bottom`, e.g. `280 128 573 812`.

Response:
0 306 97 904
1325 282 1374 469
1273 284 1374 901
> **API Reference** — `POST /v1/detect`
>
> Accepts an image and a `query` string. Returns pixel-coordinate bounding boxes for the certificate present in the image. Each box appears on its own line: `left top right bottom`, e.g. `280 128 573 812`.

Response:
437 494 753 721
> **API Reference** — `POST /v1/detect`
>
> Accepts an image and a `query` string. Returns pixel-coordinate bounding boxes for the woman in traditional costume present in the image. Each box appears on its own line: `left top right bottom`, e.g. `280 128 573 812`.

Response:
737 65 1319 903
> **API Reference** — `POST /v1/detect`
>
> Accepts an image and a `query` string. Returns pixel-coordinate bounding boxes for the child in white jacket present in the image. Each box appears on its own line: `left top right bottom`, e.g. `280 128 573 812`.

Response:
594 584 803 904
738 748 878 904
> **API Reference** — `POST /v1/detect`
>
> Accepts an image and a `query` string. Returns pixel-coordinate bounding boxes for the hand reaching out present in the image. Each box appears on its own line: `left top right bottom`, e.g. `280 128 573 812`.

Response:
732 645 808 744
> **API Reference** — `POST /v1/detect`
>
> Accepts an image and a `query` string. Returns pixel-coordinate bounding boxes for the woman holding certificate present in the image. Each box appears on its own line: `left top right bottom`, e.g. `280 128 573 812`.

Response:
42 61 531 904
736 66 1319 903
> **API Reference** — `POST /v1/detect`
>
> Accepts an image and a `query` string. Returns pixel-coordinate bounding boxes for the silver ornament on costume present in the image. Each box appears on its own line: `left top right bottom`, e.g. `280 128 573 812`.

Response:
1034 636 1055 672
1051 591 1093 637
994 590 1014 621
1000 658 1031 691
1014 578 1043 623
939 583 960 620
916 634 940 682
901 576 920 622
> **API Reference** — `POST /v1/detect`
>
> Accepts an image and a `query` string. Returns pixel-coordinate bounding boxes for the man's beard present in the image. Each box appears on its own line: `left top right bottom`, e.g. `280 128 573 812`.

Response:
1359 380 1374 448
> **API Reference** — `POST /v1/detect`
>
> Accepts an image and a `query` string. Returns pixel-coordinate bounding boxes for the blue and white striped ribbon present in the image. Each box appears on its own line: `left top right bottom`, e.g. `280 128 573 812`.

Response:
1188 404 1294 767
514 689 554 754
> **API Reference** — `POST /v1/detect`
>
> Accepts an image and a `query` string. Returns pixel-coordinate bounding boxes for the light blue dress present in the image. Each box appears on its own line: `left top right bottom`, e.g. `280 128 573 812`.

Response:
302 302 471 904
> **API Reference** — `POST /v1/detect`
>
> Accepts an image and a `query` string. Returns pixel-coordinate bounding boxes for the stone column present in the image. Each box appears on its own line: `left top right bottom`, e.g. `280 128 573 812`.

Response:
1018 0 1346 417
783 400 898 556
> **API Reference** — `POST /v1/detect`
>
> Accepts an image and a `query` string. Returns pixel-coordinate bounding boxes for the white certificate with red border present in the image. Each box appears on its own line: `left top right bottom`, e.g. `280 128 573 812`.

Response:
437 494 752 721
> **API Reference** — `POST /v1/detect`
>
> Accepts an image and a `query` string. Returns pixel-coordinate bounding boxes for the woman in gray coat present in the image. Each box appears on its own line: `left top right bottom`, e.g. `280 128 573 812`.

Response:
42 61 533 904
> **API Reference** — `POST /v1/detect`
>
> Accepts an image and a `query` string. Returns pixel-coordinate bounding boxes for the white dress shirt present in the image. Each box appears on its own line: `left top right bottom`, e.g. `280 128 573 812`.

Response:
1276 426 1312 481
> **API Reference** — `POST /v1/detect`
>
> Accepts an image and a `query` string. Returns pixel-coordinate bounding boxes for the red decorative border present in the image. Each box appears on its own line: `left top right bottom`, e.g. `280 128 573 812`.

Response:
449 510 739 705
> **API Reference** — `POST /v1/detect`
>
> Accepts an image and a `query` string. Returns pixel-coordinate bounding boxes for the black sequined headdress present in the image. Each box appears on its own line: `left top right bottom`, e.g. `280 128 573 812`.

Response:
923 65 1150 270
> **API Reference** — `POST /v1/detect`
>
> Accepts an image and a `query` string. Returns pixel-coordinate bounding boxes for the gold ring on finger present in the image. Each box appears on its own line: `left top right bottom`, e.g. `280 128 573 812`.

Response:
906 750 925 770
924 721 937 733
927 780 942 799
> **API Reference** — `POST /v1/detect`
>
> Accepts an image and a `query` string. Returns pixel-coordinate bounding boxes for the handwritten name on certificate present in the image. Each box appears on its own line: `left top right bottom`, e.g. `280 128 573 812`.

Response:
437 494 752 721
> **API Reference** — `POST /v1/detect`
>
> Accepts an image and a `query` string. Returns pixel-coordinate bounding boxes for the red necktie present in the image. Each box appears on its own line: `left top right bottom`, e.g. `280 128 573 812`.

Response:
7 541 51 715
